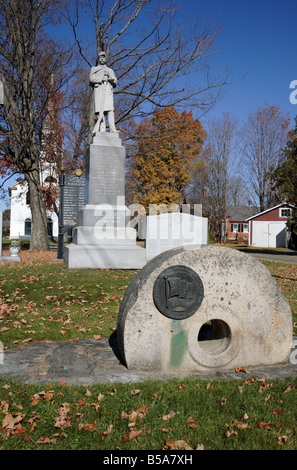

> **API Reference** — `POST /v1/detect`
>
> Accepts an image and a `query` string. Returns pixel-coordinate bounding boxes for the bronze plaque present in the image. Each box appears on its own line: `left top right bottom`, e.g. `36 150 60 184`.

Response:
153 265 204 319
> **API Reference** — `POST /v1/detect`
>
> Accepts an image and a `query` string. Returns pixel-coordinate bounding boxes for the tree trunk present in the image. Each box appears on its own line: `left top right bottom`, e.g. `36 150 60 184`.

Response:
26 166 49 251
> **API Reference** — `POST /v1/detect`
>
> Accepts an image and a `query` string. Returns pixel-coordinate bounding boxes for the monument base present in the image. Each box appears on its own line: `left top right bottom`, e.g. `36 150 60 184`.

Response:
0 256 21 262
63 132 147 270
72 226 137 246
64 243 146 269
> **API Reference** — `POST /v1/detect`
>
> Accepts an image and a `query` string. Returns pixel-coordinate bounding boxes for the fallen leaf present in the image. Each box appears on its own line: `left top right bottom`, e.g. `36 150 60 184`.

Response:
129 410 139 422
225 424 238 438
58 403 71 415
131 389 141 395
26 414 41 433
186 416 198 428
54 415 72 430
129 429 143 440
277 435 288 446
44 390 54 402
283 384 294 394
128 422 138 431
76 397 85 406
125 406 148 423
195 444 204 450
137 405 148 418
257 421 273 431
232 419 251 430
97 393 104 402
163 437 193 450
13 423 26 435
84 421 97 431
162 411 176 421
36 436 56 444
101 424 113 439
172 440 193 450
22 338 32 344
235 367 251 373
0 400 9 414
2 413 25 432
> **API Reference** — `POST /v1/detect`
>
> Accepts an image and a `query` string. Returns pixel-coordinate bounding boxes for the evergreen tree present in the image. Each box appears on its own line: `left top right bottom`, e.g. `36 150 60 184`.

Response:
273 116 297 242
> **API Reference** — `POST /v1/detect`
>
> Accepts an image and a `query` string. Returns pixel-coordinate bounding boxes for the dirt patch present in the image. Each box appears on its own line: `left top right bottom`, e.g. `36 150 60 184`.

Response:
0 249 61 265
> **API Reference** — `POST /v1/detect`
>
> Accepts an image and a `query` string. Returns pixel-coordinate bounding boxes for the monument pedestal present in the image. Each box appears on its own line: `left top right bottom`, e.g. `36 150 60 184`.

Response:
64 133 146 269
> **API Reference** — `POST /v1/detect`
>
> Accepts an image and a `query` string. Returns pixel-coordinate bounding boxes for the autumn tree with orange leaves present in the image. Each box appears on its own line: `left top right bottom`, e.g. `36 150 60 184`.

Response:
126 107 206 211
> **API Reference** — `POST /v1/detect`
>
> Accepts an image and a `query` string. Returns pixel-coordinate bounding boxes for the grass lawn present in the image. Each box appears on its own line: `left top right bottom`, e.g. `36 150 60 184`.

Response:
0 262 135 348
0 258 296 450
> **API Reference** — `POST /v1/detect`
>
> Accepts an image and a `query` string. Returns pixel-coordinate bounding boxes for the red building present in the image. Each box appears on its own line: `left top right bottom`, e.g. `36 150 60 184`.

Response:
226 205 259 241
247 203 295 248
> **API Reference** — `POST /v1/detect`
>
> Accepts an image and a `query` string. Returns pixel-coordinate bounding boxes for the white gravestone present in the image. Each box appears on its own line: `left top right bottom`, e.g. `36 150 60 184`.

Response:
146 212 208 261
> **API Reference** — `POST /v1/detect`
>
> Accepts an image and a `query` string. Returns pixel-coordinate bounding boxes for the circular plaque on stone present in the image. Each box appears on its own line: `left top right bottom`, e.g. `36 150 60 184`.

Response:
153 265 204 319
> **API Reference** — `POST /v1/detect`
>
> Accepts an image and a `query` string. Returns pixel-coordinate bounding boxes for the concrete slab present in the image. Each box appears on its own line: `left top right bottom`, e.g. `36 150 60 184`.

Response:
0 335 296 385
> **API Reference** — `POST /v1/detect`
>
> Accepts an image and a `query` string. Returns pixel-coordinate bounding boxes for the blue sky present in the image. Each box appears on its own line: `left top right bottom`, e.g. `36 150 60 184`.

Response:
180 0 297 125
1 0 296 211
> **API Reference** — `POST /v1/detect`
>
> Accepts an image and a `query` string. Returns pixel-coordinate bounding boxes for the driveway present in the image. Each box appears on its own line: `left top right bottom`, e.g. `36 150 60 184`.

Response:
238 248 297 264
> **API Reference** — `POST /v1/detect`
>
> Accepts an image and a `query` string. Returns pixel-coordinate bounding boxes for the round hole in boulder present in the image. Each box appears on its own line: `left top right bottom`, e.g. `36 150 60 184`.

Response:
198 319 231 355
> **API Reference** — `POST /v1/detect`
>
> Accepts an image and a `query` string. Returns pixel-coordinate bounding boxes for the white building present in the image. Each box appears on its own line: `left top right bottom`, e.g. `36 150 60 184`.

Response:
9 160 59 240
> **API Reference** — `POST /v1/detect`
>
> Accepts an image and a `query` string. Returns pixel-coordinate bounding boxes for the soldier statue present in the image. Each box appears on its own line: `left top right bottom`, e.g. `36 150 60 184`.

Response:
89 51 117 134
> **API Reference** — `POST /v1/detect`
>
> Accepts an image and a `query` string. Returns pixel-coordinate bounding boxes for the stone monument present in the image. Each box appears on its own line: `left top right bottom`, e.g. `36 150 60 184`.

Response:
117 245 293 373
64 52 146 269
0 211 20 262
146 210 208 261
63 172 85 228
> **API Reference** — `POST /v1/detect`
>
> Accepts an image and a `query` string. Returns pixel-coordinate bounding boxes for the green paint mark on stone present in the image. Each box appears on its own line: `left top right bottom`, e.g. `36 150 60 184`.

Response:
170 320 187 368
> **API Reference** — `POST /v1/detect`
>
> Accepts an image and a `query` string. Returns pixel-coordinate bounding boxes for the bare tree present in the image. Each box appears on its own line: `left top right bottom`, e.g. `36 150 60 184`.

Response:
241 105 290 212
62 0 229 135
203 113 237 243
62 67 92 171
0 0 72 250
